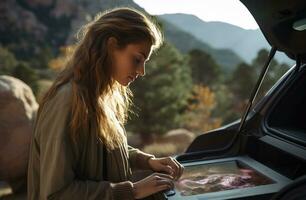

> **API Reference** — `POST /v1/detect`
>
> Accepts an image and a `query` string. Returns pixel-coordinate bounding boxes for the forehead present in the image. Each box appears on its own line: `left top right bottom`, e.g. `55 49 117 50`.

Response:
124 41 152 59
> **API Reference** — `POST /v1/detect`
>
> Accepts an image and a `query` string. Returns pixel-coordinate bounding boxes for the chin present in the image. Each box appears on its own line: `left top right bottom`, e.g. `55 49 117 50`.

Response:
116 79 130 86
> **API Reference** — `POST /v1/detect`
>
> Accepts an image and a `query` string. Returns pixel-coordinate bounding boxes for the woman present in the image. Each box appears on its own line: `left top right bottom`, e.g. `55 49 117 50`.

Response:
27 7 184 200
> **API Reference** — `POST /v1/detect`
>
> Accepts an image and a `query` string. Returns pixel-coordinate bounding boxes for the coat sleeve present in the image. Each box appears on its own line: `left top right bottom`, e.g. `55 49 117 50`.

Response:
128 145 156 171
33 85 135 200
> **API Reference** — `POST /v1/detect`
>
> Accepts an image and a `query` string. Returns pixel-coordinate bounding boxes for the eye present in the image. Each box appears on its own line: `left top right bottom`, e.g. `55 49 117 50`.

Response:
133 57 142 66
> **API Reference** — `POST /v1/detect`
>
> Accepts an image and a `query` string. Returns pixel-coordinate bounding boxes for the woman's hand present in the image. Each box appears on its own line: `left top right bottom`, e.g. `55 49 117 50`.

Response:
132 172 174 199
148 157 184 181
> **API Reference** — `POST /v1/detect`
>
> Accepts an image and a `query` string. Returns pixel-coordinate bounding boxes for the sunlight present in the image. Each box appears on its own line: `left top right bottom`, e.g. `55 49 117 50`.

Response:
134 0 258 29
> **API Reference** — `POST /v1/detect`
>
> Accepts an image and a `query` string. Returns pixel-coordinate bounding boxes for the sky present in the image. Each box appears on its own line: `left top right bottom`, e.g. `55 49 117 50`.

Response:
133 0 259 30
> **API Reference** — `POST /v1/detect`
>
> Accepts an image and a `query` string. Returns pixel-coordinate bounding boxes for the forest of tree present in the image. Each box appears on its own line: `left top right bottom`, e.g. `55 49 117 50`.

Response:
0 1 291 139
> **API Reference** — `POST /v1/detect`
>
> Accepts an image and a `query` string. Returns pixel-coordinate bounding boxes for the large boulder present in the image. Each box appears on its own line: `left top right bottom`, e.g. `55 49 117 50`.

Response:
158 128 195 152
0 75 38 188
162 129 195 144
144 129 195 157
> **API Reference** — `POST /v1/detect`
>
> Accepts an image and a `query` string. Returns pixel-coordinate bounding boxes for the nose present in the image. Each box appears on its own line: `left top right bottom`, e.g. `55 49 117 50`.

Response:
136 64 145 77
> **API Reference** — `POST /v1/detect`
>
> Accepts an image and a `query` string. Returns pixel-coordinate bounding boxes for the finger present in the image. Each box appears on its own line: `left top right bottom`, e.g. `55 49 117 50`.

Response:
181 165 185 177
156 184 171 193
156 176 174 187
155 179 174 189
173 159 184 180
160 157 178 177
161 165 174 176
173 159 184 179
167 157 180 180
154 172 174 180
153 175 174 189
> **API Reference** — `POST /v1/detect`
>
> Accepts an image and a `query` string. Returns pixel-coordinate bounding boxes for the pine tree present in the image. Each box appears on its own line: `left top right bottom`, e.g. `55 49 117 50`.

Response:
188 49 221 86
127 43 192 143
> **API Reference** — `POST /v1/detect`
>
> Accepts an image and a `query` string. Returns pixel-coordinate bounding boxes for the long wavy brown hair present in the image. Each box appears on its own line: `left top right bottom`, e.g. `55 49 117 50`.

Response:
38 7 163 150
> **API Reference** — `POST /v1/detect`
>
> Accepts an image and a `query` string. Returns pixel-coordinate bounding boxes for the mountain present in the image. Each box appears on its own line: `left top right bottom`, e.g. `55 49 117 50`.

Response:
0 0 145 63
160 19 243 71
1 0 243 72
67 0 147 43
1 0 243 71
159 13 295 65
68 1 243 70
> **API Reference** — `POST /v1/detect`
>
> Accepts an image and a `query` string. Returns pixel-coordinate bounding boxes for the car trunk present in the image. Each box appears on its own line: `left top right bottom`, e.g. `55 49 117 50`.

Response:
166 0 306 199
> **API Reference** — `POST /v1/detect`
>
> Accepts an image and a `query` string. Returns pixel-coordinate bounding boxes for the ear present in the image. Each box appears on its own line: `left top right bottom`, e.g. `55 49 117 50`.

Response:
107 37 118 50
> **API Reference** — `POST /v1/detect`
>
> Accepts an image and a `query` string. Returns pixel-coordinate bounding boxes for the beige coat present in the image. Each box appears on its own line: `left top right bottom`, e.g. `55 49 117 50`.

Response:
27 81 164 200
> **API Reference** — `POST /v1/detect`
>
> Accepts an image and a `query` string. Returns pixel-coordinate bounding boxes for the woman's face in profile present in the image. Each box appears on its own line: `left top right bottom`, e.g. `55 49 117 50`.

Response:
110 38 152 86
